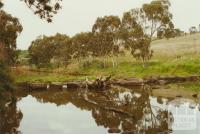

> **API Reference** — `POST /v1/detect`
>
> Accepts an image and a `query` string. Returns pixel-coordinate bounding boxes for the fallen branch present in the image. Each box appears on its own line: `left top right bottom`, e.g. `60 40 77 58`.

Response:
85 75 112 90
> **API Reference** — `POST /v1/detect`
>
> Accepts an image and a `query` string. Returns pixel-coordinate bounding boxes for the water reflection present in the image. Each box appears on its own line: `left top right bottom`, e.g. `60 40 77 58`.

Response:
0 102 23 134
1 85 200 134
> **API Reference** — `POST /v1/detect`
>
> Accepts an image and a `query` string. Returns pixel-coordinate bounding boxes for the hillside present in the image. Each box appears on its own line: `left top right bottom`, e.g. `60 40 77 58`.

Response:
152 33 200 58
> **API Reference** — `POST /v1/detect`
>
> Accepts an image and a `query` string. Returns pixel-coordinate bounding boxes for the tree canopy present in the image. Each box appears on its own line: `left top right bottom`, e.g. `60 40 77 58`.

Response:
0 0 62 22
0 10 23 64
27 0 175 68
92 16 121 57
120 0 174 66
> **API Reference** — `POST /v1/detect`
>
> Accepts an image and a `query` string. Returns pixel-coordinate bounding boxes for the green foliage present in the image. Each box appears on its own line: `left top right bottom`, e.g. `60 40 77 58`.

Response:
157 28 182 39
119 0 174 66
0 10 23 65
16 50 30 65
13 55 200 83
1 0 62 22
121 12 153 66
92 16 121 57
27 1 175 68
71 32 93 58
29 36 55 67
28 34 71 67
28 16 123 68
141 0 174 38
0 0 62 22
52 34 72 66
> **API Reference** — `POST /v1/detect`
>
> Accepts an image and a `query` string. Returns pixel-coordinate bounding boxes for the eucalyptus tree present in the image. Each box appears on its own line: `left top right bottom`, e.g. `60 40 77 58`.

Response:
71 32 93 59
121 0 174 67
0 0 62 22
28 35 56 67
137 0 174 39
28 33 72 67
0 0 61 105
22 0 62 22
121 12 152 67
0 5 22 99
53 34 72 66
0 10 23 65
92 16 121 67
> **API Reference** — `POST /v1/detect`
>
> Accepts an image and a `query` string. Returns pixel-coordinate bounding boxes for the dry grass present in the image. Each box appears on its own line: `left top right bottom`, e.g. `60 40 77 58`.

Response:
151 33 200 58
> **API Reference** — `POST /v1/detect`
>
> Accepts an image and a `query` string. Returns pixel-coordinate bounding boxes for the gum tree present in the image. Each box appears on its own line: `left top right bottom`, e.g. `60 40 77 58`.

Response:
0 0 63 112
71 32 93 60
0 0 62 22
121 0 174 67
92 16 121 67
0 10 23 65
0 4 22 100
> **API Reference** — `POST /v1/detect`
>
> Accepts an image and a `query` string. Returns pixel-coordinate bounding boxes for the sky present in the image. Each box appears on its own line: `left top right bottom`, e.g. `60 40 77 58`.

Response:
2 0 200 50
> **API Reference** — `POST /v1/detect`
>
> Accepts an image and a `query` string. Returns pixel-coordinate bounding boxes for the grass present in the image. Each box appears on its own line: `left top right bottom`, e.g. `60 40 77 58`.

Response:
13 33 200 83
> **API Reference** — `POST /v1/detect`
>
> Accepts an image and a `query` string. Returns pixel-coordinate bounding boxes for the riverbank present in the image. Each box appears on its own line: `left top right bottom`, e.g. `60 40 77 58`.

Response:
12 55 200 83
13 33 200 83
15 75 200 93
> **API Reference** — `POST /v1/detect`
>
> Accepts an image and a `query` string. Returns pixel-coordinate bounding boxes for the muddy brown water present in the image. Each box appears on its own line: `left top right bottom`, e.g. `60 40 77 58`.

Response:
1 85 200 134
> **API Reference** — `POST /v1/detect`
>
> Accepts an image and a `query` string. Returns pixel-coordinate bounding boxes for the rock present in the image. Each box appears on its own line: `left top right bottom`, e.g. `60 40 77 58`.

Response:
65 82 81 89
108 128 121 133
16 82 28 89
144 76 158 84
49 82 63 89
29 83 47 90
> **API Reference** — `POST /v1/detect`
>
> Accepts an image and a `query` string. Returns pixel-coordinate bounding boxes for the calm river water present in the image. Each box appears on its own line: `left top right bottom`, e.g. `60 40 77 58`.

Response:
0 85 200 134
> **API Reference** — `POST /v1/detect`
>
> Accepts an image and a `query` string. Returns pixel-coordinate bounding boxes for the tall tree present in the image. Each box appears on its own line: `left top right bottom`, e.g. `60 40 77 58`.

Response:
0 5 22 100
121 12 152 67
53 34 72 66
0 0 62 113
121 0 174 66
92 16 121 67
29 35 56 67
29 33 71 67
71 32 93 59
92 16 121 57
0 10 23 65
136 0 174 39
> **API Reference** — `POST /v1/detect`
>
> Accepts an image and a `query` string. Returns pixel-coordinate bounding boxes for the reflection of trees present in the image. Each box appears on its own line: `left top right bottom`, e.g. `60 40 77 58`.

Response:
30 86 170 134
86 86 169 134
0 102 23 134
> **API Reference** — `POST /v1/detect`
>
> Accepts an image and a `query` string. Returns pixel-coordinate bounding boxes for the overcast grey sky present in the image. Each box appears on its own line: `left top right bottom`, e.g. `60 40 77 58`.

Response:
2 0 200 50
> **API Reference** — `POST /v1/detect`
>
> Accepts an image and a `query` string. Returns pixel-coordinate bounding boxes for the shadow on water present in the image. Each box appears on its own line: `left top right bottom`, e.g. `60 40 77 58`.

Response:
1 85 200 134
0 101 23 134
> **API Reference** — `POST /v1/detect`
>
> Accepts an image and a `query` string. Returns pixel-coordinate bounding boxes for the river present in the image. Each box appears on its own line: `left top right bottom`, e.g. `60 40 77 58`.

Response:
0 85 200 134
